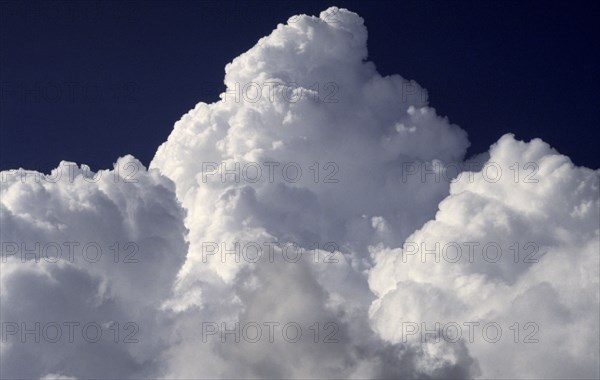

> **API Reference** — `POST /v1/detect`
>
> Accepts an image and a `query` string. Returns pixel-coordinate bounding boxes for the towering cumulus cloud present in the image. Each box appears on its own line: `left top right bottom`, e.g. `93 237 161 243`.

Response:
1 6 598 379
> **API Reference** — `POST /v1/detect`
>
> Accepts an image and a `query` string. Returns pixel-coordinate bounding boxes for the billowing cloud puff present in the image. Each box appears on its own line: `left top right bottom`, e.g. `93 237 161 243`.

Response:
369 134 600 379
0 157 188 379
1 6 598 380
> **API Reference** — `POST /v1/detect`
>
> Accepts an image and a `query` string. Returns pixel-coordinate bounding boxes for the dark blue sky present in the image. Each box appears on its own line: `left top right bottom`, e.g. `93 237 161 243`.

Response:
1 0 599 172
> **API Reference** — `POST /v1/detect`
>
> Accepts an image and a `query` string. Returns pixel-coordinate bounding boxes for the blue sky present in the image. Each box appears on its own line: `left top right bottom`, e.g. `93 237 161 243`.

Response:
1 0 599 172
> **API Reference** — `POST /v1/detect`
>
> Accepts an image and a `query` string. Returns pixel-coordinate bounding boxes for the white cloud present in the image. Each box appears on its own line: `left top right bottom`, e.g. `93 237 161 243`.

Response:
1 6 598 380
368 134 600 379
149 7 473 378
151 4 468 309
1 156 188 378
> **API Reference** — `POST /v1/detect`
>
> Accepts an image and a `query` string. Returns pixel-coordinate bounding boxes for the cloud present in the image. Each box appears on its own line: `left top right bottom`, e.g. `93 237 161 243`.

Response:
149 7 474 378
151 4 468 307
369 134 600 379
1 157 188 379
1 6 598 380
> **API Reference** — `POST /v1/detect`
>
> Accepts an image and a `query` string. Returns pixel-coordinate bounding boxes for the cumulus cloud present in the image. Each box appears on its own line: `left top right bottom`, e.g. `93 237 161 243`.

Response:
369 134 600 379
149 7 474 378
151 4 468 310
1 157 188 379
1 6 598 380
